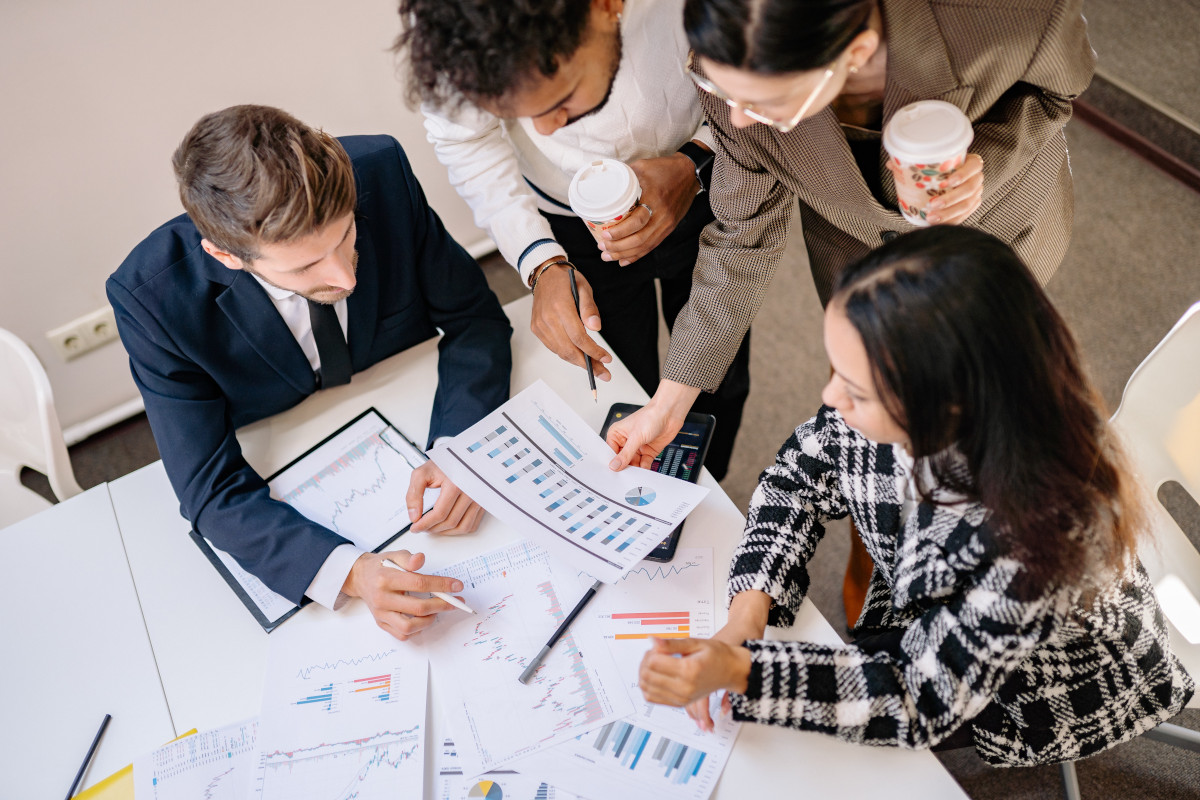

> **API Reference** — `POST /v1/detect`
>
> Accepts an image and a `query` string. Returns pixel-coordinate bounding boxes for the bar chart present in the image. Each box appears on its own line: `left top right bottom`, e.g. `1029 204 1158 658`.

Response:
437 738 582 800
255 615 428 800
432 381 709 582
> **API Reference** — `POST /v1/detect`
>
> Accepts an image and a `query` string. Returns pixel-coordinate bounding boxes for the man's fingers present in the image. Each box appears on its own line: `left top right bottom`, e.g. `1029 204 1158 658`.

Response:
406 465 434 522
425 491 472 535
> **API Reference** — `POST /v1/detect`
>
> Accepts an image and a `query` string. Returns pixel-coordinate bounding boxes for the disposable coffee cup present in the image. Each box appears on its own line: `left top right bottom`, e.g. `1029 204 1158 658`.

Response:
883 100 975 227
568 159 642 242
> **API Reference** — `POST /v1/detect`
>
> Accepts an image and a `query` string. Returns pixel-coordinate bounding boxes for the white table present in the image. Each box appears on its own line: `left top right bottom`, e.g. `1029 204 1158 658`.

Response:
107 295 965 798
0 485 175 799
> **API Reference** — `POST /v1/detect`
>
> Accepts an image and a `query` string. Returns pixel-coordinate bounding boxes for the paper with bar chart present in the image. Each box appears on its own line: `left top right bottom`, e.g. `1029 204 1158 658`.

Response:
513 549 739 800
430 381 709 582
419 539 634 777
436 738 585 800
132 718 260 800
249 612 427 800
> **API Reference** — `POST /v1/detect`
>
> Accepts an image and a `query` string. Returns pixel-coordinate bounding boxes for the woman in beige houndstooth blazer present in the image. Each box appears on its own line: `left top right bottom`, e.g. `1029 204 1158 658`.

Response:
607 0 1094 470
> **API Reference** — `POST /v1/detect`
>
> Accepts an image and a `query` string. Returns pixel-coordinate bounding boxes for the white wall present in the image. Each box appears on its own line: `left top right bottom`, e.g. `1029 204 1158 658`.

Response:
0 0 490 434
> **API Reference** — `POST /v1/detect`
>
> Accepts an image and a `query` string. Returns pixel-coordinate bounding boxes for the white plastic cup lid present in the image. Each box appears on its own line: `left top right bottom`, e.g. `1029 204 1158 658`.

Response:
568 159 641 222
883 100 974 165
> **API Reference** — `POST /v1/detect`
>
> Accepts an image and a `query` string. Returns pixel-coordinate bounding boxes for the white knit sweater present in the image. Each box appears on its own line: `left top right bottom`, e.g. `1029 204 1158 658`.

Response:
421 0 712 285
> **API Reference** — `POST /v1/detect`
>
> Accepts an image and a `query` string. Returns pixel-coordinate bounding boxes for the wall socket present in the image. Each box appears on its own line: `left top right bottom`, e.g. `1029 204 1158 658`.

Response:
46 305 121 361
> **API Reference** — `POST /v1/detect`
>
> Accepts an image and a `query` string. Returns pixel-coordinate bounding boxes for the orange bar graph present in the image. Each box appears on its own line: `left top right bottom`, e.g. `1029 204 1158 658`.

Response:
614 632 690 640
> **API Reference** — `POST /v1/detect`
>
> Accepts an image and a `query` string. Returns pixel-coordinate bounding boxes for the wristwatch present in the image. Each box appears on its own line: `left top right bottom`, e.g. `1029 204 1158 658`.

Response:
676 141 715 193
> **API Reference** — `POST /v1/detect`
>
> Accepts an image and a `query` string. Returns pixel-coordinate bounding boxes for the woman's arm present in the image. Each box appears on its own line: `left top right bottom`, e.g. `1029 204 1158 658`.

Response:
731 556 1068 749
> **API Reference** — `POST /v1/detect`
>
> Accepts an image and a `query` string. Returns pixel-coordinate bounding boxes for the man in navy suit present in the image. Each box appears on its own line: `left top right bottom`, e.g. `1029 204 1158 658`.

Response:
108 105 512 640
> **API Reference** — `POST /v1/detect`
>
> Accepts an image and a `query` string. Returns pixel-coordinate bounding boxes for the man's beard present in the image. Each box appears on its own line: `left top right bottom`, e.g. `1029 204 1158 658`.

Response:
565 29 623 126
248 249 358 304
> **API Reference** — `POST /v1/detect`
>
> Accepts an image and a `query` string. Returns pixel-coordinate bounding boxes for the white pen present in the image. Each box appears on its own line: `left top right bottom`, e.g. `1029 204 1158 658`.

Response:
380 558 476 614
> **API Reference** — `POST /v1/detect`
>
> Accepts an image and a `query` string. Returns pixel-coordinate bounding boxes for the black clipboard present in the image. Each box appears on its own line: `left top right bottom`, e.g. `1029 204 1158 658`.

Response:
190 407 430 632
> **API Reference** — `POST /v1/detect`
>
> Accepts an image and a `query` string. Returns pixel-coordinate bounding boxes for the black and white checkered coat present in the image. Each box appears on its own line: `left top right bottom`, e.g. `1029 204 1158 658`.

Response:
729 406 1194 766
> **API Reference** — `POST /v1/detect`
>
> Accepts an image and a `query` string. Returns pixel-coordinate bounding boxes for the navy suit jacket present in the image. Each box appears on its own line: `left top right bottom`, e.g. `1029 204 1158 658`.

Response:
107 135 512 604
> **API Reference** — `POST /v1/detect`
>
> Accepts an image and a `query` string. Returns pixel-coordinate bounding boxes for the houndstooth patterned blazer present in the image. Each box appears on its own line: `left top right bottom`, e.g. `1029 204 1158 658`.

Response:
728 407 1194 766
665 0 1096 392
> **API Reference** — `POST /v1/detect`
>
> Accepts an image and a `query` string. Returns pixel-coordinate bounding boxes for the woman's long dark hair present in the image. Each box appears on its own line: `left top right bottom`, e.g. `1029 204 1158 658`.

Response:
831 226 1142 588
683 0 872 73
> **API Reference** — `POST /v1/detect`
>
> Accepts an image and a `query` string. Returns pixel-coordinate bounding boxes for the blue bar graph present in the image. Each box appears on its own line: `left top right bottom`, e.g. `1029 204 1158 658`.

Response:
539 415 582 460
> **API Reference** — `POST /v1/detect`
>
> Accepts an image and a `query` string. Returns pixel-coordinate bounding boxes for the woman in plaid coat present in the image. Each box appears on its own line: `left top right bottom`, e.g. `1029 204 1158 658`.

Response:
639 227 1194 766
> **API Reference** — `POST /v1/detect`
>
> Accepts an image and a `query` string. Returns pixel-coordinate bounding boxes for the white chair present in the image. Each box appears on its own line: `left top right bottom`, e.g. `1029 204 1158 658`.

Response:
0 328 83 527
1059 301 1200 799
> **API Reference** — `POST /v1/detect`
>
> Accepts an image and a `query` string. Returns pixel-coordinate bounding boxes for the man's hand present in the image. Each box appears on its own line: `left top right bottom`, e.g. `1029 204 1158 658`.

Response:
529 261 613 381
598 152 701 266
407 461 485 534
605 379 700 470
639 637 752 717
888 152 984 225
341 549 465 641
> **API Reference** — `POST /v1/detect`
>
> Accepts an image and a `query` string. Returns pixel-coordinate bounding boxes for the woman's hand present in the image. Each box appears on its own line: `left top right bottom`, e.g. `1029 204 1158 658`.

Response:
675 592 772 730
639 637 752 718
597 152 700 266
605 380 700 470
888 153 984 225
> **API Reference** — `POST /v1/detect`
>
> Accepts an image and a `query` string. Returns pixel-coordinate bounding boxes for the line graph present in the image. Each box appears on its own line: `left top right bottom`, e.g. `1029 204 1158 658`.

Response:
255 616 428 799
267 411 433 552
254 728 422 800
133 718 259 800
422 540 632 776
515 548 741 800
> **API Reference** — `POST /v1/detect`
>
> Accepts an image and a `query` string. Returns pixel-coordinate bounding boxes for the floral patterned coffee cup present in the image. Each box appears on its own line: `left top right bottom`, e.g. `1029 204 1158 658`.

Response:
883 100 975 227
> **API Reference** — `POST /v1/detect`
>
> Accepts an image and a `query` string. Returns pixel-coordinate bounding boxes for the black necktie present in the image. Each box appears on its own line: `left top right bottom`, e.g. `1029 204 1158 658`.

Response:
308 300 352 388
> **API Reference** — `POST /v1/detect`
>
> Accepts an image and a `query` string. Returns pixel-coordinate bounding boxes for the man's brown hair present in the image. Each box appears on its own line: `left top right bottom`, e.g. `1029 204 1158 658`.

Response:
172 105 356 262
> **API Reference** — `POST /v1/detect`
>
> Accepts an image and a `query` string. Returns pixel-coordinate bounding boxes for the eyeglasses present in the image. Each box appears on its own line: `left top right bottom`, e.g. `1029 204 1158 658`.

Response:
685 53 836 134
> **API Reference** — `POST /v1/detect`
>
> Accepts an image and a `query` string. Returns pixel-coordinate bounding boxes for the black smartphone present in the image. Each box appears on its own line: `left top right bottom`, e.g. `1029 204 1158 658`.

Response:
600 402 716 562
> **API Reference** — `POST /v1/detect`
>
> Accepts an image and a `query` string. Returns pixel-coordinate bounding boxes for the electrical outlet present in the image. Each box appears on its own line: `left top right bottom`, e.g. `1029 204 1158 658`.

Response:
46 305 121 361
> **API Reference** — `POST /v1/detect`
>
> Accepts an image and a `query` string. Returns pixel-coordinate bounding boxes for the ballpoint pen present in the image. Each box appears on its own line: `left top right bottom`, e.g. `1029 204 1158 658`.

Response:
65 713 110 799
518 578 603 684
380 558 476 614
567 266 598 403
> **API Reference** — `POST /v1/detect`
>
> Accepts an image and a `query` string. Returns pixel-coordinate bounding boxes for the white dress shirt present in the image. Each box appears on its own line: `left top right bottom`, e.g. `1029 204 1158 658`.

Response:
250 274 359 610
422 0 713 284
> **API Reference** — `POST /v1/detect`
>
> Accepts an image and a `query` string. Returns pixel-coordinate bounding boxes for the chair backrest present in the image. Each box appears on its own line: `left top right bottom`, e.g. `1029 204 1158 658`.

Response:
0 328 82 503
1110 301 1200 693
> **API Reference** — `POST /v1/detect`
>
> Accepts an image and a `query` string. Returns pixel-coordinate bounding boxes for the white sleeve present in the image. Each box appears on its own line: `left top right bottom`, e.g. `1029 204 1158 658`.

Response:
305 543 363 610
422 103 568 286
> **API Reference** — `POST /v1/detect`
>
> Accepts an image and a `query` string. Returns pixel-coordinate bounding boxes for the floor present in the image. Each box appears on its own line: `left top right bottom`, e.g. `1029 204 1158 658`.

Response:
21 114 1200 798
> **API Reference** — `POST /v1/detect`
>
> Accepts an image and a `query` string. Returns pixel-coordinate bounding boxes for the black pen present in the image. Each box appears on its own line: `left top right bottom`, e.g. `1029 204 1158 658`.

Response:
518 578 603 683
567 266 598 403
66 713 111 799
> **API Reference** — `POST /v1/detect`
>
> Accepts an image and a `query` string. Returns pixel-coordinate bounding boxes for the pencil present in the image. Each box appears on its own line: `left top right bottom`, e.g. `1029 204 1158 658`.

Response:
518 578 603 684
380 558 476 614
65 713 110 799
567 266 598 402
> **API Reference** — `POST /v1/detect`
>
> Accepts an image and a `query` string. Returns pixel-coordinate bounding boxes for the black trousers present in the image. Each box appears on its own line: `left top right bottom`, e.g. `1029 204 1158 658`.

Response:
542 195 750 481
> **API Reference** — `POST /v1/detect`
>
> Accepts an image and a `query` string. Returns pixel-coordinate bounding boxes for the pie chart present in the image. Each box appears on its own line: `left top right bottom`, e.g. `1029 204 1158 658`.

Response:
625 486 656 506
468 781 503 799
